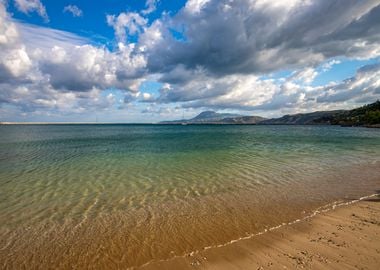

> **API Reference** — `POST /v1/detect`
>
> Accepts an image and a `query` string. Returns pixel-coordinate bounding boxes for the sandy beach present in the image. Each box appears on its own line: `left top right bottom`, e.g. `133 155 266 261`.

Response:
141 195 380 270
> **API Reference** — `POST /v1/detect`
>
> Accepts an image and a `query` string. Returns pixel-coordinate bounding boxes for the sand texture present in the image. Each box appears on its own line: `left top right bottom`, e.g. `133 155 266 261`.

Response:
141 197 380 270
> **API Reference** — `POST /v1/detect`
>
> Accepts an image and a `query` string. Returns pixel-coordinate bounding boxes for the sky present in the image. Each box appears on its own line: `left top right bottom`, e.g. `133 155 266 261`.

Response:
0 0 380 123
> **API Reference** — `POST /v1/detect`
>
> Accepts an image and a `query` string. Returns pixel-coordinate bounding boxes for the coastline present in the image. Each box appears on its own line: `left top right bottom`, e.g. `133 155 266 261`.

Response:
140 194 380 270
1 122 379 128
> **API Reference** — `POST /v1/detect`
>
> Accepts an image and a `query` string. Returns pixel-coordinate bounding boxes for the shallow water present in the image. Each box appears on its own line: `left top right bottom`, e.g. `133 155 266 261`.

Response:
0 125 379 268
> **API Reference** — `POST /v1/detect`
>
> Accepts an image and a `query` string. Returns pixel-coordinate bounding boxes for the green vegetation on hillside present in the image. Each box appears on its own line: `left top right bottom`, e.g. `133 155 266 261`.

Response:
331 100 380 126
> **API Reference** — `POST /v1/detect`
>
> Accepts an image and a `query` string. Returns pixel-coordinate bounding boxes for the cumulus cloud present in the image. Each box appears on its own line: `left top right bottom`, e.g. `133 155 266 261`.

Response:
0 1 147 116
146 60 379 115
1 0 380 120
38 43 146 92
142 0 380 78
128 0 380 115
63 5 83 17
107 12 147 42
0 3 31 83
14 0 49 22
316 63 380 104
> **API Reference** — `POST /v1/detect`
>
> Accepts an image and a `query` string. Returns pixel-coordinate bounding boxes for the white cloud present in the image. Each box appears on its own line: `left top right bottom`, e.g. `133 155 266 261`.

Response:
14 0 48 22
130 0 380 116
185 0 211 14
316 63 380 104
156 72 277 108
143 0 380 77
0 1 147 116
2 46 31 77
0 3 32 82
63 5 83 17
142 0 158 15
289 68 318 85
17 23 89 50
0 4 18 45
322 60 341 71
1 0 380 121
151 62 380 116
107 12 147 42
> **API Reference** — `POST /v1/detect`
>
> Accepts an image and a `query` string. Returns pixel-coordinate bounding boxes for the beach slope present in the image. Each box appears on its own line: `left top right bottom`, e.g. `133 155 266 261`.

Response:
141 196 380 269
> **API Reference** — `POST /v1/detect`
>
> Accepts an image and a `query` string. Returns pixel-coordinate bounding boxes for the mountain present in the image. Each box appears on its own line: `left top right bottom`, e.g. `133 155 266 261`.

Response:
190 111 242 122
159 111 266 124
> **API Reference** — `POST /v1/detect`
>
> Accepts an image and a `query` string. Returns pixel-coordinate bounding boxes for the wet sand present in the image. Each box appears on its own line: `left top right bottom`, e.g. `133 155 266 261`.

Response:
141 195 380 270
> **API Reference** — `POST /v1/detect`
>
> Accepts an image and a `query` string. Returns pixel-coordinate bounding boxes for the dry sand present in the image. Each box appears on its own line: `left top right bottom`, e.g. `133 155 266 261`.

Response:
140 196 380 270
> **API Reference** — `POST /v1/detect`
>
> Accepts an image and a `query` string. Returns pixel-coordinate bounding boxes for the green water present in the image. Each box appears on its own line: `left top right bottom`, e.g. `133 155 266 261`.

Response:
0 124 380 268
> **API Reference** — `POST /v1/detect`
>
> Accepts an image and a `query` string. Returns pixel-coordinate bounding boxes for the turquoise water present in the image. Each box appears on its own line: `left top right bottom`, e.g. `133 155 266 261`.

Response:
0 125 380 268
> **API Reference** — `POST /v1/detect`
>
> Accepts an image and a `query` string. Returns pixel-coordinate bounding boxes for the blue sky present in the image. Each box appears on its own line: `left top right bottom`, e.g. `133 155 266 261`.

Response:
7 0 186 46
1 0 380 122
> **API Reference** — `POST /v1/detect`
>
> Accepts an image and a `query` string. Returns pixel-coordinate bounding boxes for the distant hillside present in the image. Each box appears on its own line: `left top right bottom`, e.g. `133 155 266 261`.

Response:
260 101 380 127
159 101 380 127
259 110 345 125
219 116 268 124
160 111 266 124
329 100 380 127
189 111 242 122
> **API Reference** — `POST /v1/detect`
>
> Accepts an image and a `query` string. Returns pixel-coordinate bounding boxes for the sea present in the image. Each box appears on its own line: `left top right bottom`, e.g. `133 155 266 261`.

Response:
0 124 379 268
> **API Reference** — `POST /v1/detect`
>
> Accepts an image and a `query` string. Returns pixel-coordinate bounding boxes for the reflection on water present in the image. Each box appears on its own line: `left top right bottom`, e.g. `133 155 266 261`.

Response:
0 125 379 268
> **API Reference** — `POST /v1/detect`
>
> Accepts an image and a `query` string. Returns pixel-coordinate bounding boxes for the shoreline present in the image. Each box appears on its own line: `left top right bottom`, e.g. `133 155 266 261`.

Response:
140 193 380 269
2 122 379 128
